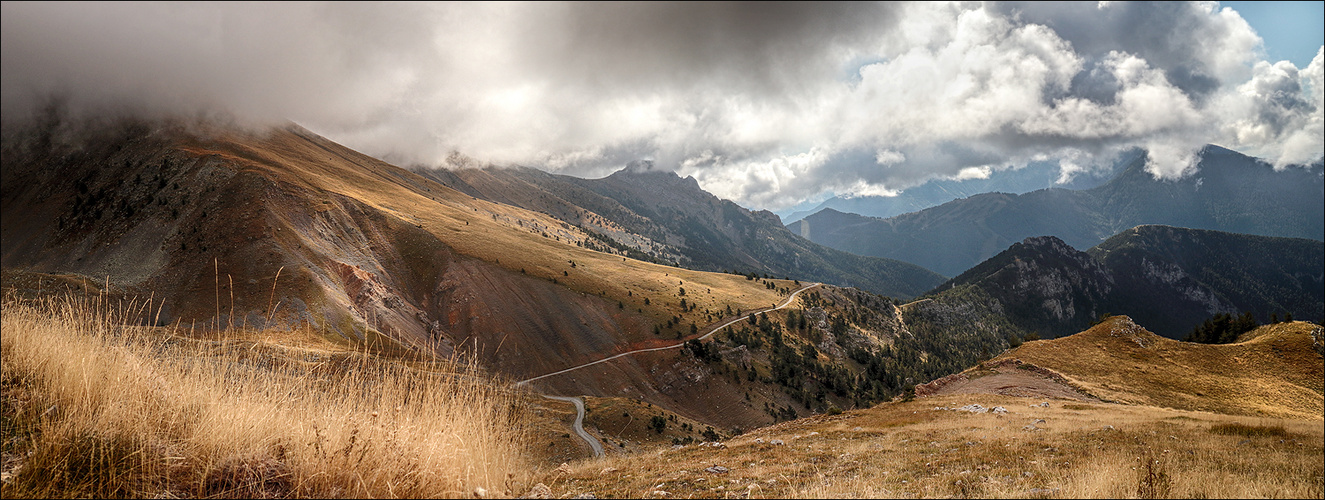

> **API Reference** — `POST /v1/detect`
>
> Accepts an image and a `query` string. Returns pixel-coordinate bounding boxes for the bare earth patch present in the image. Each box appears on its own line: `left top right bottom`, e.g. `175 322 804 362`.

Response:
925 363 1099 401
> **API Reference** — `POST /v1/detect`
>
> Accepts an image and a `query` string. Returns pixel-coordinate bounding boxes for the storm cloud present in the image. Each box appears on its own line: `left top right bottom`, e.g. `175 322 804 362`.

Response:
3 2 1321 209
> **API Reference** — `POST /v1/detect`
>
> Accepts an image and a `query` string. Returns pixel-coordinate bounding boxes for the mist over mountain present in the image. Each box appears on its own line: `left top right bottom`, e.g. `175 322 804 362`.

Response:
779 152 1136 224
926 225 1323 339
792 145 1324 277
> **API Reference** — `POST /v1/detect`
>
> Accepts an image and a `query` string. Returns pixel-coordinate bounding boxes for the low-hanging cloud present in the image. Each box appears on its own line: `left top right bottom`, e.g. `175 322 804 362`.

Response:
3 1 1321 210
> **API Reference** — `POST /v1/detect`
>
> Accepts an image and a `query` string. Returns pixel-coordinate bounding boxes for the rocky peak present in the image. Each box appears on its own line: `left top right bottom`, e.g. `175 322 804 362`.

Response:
622 159 657 174
1018 236 1076 257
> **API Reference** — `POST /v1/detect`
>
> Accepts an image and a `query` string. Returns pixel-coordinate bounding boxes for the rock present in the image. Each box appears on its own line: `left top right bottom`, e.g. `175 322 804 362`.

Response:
705 465 730 474
521 483 552 499
991 406 1008 414
754 438 765 444
1034 419 1046 424
474 486 488 498
770 439 785 446
1102 425 1114 431
1039 402 1050 408
957 404 988 413
808 432 819 436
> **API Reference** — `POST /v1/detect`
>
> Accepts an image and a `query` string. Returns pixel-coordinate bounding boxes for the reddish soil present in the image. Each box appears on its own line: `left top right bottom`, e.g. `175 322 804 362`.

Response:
916 360 1098 402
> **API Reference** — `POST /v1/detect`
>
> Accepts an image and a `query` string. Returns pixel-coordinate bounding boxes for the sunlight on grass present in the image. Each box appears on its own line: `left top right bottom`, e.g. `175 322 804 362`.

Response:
0 291 529 498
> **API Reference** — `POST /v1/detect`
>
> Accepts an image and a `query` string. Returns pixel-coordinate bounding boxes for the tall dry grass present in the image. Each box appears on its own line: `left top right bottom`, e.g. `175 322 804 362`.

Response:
537 392 1323 499
0 291 529 498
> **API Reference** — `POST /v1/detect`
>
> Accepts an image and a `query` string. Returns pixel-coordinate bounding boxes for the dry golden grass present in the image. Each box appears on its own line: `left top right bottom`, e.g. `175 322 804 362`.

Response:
531 317 1323 498
536 394 1323 499
1002 316 1324 419
0 292 531 498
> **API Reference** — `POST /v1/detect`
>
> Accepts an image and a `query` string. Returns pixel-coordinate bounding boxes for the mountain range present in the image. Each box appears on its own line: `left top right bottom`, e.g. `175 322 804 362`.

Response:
415 161 945 299
0 115 952 432
790 145 1324 277
3 113 1321 435
925 225 1323 339
779 150 1136 223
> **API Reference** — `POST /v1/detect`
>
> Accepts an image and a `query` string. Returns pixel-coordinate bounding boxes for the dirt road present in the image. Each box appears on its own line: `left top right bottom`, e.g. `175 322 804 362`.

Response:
541 395 603 458
518 282 821 458
516 282 820 386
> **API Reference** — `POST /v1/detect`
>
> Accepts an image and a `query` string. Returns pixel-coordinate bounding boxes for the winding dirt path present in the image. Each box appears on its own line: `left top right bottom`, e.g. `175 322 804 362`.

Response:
517 282 820 386
517 282 820 457
541 395 604 458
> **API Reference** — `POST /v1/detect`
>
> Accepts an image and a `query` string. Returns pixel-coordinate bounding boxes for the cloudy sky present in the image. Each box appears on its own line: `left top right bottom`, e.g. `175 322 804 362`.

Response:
3 1 1322 210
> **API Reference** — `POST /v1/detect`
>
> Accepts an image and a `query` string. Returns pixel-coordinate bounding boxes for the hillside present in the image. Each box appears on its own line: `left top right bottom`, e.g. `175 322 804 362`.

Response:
2 114 993 437
416 162 946 299
988 316 1324 419
1 115 827 430
525 315 1324 499
792 145 1324 277
923 226 1323 338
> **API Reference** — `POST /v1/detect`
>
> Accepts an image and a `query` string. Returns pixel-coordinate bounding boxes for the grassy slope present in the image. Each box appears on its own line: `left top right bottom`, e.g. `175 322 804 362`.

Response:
0 293 530 498
430 165 945 299
4 118 821 433
195 125 790 332
539 393 1323 499
527 316 1324 499
999 316 1324 419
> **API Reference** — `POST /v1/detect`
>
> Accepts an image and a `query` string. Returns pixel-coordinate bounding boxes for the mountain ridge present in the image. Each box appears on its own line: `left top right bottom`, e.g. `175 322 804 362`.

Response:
792 145 1324 276
924 225 1324 338
414 162 946 299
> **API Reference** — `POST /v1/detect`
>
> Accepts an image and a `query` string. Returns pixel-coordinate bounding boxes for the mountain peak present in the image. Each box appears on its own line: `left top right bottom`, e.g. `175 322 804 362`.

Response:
622 159 657 174
610 161 705 191
1198 144 1239 157
1018 235 1075 255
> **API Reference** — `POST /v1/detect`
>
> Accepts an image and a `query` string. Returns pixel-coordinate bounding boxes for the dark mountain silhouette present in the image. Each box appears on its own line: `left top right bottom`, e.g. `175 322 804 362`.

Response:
926 225 1323 339
780 151 1135 223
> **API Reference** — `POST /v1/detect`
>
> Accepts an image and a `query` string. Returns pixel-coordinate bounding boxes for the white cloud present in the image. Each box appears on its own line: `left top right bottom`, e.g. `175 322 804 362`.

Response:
2 1 1320 210
953 166 993 181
